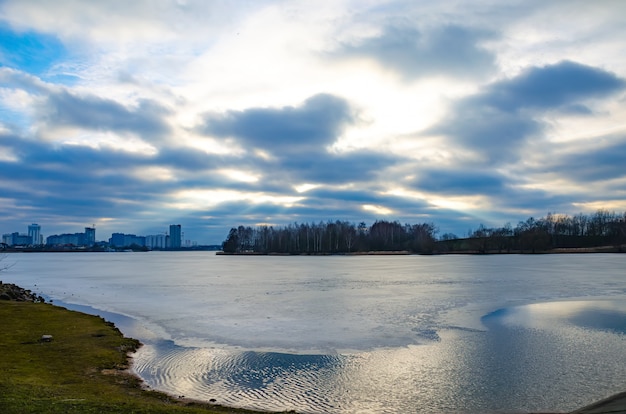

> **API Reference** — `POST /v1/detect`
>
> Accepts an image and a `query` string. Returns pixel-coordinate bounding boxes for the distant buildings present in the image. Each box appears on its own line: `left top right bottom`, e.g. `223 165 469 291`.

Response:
2 223 42 246
2 224 96 248
145 234 168 249
109 225 183 249
2 223 190 249
46 227 96 247
109 233 145 248
2 232 32 246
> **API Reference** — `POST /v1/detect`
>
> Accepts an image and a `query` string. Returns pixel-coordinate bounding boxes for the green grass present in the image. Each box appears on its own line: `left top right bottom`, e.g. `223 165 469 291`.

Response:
0 301 270 414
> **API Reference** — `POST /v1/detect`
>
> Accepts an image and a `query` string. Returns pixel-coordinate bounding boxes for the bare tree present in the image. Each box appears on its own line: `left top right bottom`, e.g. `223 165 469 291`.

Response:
0 254 14 273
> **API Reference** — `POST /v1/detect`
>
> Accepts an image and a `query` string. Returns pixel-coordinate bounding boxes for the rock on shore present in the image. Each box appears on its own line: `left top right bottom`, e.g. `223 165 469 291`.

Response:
0 282 45 302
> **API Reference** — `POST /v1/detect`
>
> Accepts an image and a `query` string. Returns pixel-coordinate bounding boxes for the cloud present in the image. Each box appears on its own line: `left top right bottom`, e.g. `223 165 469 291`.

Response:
435 110 541 164
0 66 49 93
200 94 355 153
197 93 403 188
409 168 506 195
430 60 626 163
335 24 496 80
278 150 398 184
38 90 172 140
477 60 626 112
543 134 626 184
0 0 269 45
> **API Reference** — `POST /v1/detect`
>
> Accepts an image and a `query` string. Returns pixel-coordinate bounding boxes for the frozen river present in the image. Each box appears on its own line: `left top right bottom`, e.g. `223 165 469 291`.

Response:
4 252 626 413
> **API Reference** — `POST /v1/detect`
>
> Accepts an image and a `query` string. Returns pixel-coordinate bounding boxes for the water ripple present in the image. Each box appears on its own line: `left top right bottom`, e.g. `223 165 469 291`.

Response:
133 343 349 412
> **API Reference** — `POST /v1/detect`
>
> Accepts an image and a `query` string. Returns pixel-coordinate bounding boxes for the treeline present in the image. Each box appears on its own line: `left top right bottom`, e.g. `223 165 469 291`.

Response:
222 220 438 254
448 209 626 253
222 210 626 254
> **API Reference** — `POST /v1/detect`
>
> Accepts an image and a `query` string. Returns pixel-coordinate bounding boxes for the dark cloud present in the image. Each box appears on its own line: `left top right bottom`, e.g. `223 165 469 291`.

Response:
39 90 172 139
409 168 506 195
192 186 432 239
1 133 167 221
0 134 248 201
542 134 626 184
430 61 626 163
477 60 625 112
154 147 227 172
278 150 397 183
196 94 402 189
436 111 541 163
336 25 496 80
497 189 583 218
199 94 355 153
0 67 48 94
1 133 239 194
305 187 407 207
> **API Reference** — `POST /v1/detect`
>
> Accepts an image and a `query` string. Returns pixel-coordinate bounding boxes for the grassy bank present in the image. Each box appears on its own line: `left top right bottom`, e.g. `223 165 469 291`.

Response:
0 300 267 414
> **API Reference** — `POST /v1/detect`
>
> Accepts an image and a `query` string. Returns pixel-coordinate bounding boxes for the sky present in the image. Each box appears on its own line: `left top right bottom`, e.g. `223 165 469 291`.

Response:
1 0 626 245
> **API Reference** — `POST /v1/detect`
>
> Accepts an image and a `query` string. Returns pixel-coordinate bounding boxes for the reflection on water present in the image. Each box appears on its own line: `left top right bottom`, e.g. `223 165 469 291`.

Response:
476 300 626 412
134 344 348 412
568 304 626 334
482 300 626 335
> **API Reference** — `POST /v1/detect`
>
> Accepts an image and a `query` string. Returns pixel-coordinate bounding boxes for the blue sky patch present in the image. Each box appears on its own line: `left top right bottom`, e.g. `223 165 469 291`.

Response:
0 23 67 76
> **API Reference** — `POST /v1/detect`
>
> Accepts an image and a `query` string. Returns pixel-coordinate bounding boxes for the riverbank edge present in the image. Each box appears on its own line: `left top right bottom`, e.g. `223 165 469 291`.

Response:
217 245 625 255
0 282 275 414
571 390 626 413
4 245 625 255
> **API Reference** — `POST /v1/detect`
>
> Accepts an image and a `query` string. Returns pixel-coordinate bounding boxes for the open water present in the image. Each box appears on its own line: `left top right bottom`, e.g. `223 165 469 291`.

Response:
4 252 626 413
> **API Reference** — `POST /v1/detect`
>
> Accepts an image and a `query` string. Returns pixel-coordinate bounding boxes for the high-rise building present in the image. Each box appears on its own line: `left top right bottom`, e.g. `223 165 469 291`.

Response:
84 227 96 246
169 224 181 248
28 223 41 245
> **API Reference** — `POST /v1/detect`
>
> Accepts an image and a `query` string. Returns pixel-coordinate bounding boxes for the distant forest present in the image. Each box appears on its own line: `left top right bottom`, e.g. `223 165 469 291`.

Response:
221 209 626 254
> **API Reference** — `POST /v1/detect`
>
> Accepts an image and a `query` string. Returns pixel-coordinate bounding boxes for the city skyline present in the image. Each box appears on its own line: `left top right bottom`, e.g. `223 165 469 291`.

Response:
1 1 626 244
2 222 196 248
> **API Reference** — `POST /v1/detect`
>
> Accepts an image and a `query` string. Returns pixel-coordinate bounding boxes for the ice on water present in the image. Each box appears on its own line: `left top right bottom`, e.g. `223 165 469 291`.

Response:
5 252 626 413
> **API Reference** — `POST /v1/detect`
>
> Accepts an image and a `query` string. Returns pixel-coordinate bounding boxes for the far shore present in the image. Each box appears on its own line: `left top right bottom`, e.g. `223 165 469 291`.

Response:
217 245 625 255
3 243 625 256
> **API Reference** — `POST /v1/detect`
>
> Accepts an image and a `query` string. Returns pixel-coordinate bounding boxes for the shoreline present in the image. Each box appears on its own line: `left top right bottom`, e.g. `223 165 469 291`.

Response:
3 244 624 255
217 246 625 255
0 281 269 414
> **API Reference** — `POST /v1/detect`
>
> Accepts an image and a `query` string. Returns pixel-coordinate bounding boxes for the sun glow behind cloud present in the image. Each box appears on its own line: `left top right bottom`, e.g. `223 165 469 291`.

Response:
217 169 260 183
130 166 176 182
362 204 394 215
169 189 305 210
58 132 159 155
294 183 320 193
385 187 488 211
573 200 626 211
